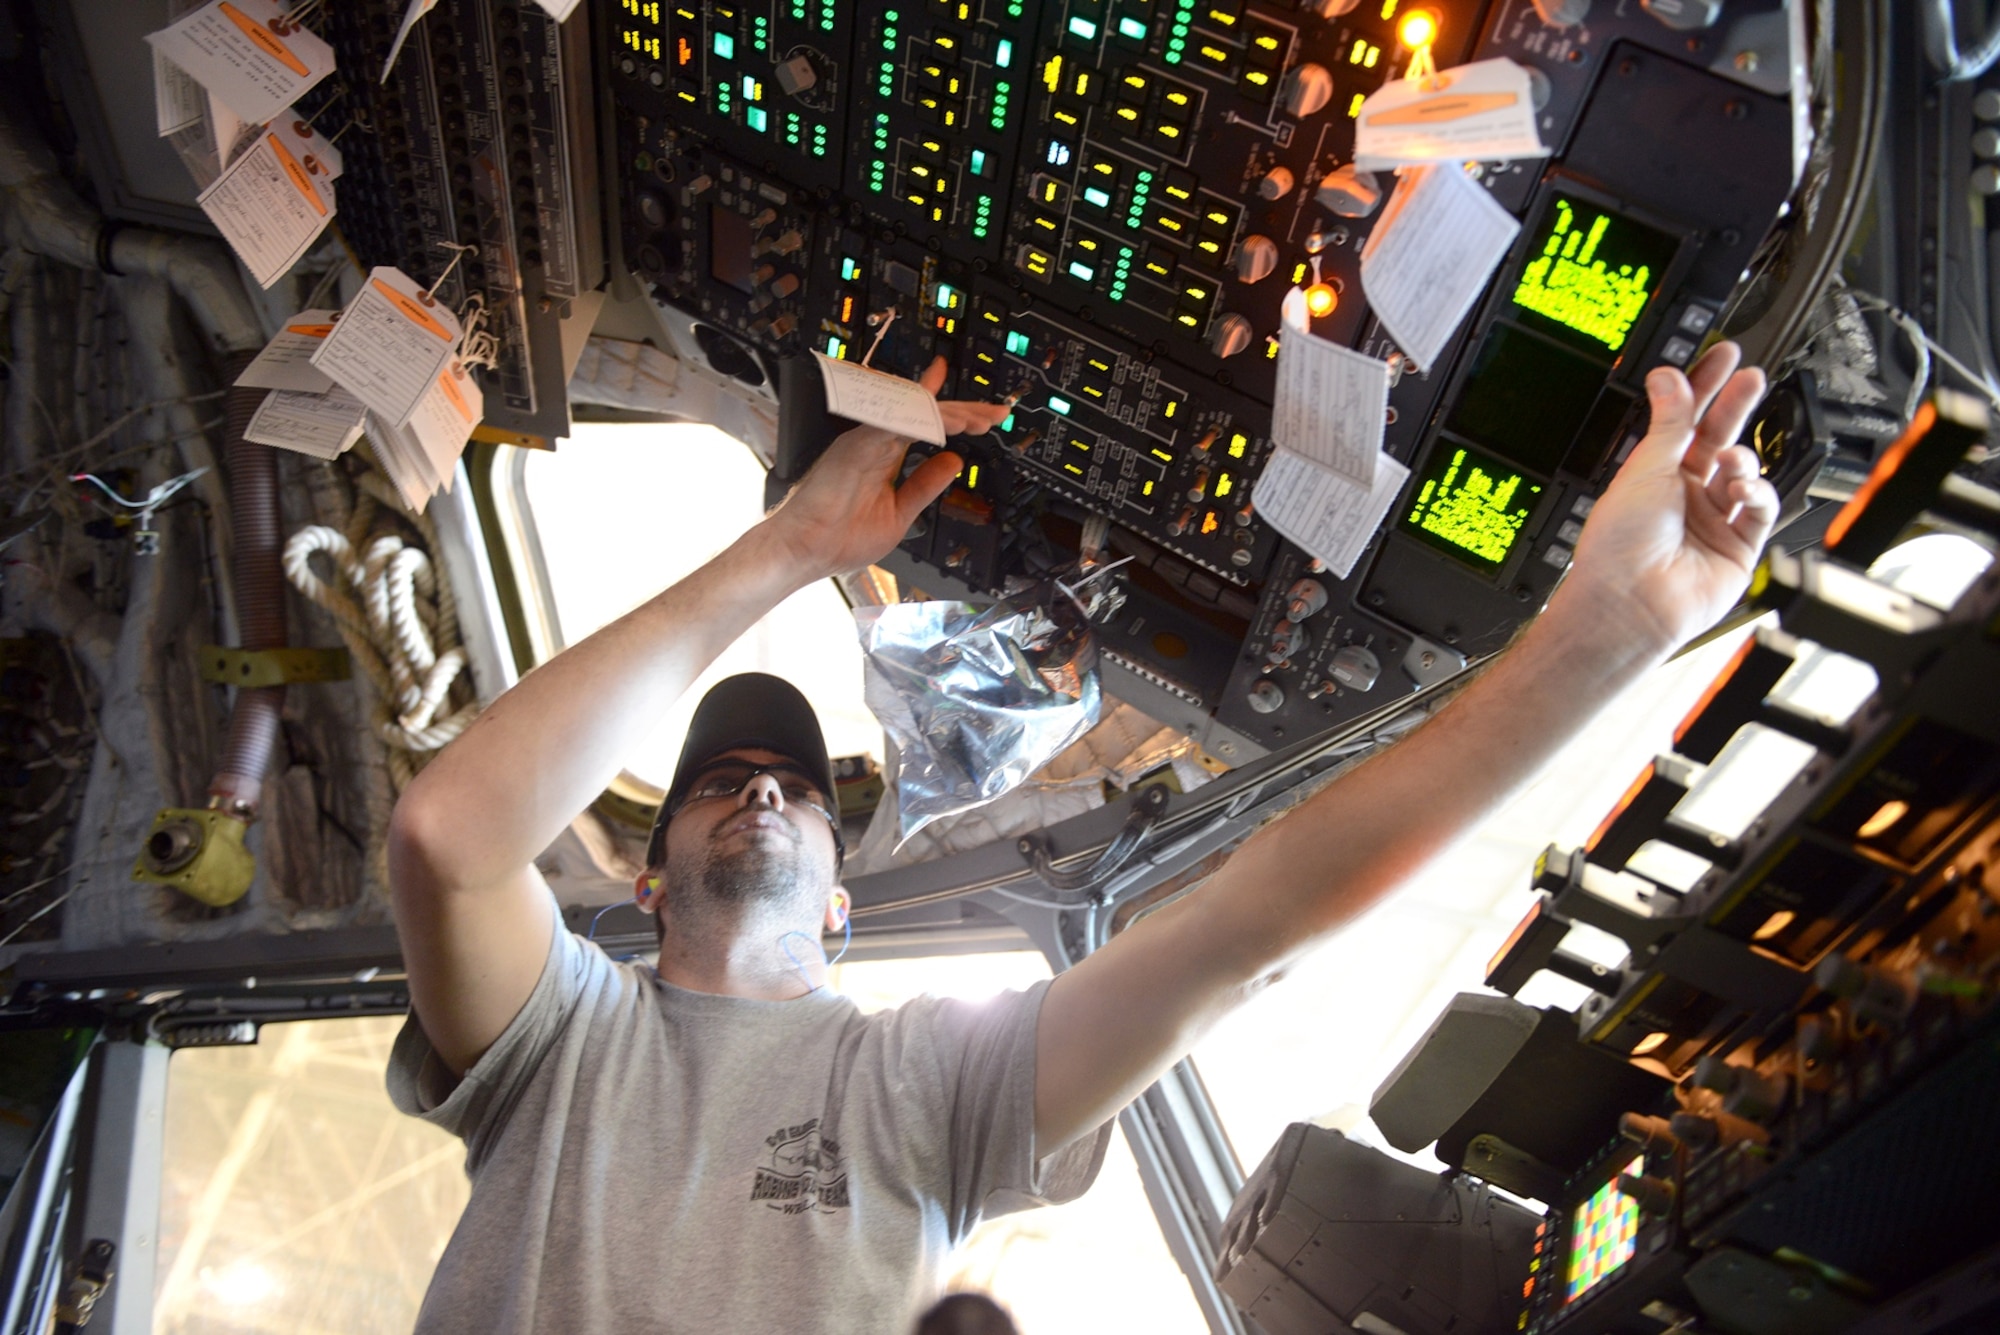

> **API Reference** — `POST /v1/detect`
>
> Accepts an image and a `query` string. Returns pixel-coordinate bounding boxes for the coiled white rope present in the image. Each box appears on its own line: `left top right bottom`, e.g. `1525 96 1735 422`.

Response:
283 511 479 788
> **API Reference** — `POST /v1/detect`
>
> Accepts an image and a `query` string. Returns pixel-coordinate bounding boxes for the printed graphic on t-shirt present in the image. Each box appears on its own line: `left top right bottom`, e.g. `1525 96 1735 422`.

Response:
750 1117 850 1216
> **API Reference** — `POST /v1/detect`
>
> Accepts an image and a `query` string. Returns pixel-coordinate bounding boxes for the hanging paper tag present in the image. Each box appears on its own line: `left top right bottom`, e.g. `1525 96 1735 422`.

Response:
1354 58 1545 171
236 310 341 392
1252 447 1411 581
243 385 367 459
146 0 336 128
1274 287 1391 487
813 352 946 444
154 49 206 136
382 0 440 83
196 124 336 289
272 111 342 181
365 411 439 512
1359 164 1519 372
534 0 584 19
311 267 463 427
403 363 484 493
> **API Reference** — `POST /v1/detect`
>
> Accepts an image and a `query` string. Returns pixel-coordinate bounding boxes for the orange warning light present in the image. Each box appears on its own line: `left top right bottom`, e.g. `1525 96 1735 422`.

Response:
1397 10 1437 48
1304 283 1339 318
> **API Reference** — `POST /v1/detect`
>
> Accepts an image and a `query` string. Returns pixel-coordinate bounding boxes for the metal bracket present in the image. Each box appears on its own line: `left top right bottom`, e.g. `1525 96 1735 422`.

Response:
198 645 351 688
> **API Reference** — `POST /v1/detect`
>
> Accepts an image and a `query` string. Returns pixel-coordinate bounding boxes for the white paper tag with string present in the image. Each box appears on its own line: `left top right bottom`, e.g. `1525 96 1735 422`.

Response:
1353 57 1546 171
402 363 484 493
154 49 206 135
1252 447 1410 581
1274 286 1391 487
1359 164 1519 371
196 121 336 289
382 0 439 83
244 385 367 459
813 353 946 444
311 267 463 427
236 310 341 392
145 0 336 127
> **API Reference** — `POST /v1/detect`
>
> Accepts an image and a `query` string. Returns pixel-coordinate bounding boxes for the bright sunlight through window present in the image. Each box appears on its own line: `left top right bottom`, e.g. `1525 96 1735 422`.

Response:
521 423 882 789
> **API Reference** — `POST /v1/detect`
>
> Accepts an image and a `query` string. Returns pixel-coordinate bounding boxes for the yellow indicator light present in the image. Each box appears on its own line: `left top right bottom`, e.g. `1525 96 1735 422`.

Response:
1397 10 1437 48
1305 283 1339 318
1158 123 1182 139
1265 336 1281 359
1143 479 1155 495
1074 71 1092 95
1043 54 1063 91
1066 463 1085 476
1381 0 1400 15
1215 474 1233 497
1054 108 1080 126
1291 262 1309 284
1176 312 1198 327
1201 511 1219 534
1163 400 1179 417
1091 160 1116 178
936 33 956 49
967 465 980 488
1205 209 1230 226
1123 73 1146 91
1228 434 1247 457
1348 92 1365 117
1165 89 1191 108
1151 448 1174 462
840 296 854 323
1364 45 1380 67
1254 32 1280 52
1116 106 1140 122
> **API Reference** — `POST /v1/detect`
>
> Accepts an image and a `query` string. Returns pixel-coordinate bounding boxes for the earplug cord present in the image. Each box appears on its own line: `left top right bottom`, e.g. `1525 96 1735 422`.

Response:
779 914 853 992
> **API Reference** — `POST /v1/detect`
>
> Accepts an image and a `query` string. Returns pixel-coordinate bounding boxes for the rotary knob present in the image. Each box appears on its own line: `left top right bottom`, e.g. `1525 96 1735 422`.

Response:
1532 0 1591 24
1257 166 1295 200
1247 680 1286 714
1285 579 1328 620
1234 235 1279 284
1208 312 1255 358
1281 63 1334 118
1316 165 1382 217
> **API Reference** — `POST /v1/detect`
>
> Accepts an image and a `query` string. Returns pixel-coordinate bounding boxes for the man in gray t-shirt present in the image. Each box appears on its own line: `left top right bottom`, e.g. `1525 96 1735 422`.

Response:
388 348 1781 1331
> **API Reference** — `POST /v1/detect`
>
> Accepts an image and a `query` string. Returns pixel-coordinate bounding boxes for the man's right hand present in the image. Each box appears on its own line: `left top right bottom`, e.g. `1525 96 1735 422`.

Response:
763 356 1010 582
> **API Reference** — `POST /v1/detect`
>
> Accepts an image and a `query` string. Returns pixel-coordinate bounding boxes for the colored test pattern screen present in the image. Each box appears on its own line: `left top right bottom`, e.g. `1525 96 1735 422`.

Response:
1566 1158 1643 1303
1398 445 1544 572
1511 196 1679 355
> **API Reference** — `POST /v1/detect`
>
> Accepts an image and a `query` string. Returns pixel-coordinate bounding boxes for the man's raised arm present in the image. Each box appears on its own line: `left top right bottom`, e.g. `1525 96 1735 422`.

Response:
1033 343 1781 1151
389 361 1007 1074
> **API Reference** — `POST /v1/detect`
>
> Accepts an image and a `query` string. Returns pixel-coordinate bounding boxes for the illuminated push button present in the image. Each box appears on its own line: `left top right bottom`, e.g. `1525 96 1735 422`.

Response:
1207 312 1255 357
1233 235 1279 284
1329 645 1380 691
1315 165 1381 217
1246 679 1285 714
1280 63 1334 117
1531 0 1590 24
1257 166 1294 200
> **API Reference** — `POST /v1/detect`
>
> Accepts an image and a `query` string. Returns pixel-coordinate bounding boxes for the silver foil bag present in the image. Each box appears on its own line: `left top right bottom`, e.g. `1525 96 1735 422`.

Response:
856 591 1102 848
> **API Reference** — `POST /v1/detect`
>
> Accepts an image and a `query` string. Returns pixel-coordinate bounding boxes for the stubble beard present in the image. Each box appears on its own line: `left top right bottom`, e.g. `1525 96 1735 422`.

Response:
669 819 824 924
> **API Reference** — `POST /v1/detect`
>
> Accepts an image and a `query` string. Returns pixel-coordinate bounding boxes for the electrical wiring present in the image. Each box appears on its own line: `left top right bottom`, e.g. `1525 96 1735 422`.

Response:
1850 289 2000 418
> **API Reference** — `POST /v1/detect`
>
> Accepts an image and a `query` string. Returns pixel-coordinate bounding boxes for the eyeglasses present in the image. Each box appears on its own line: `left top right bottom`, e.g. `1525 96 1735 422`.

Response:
671 761 841 842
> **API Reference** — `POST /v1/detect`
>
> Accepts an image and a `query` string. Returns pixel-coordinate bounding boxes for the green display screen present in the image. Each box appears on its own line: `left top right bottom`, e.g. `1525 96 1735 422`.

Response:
1511 196 1679 355
1399 445 1544 572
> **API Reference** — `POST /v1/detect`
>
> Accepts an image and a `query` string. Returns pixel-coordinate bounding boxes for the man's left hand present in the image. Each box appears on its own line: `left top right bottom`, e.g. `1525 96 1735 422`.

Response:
1558 340 1780 657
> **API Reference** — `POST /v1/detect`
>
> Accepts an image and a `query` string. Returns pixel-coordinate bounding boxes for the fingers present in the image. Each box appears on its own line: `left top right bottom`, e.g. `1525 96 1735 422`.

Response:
1683 340 1743 423
917 355 948 396
895 450 964 529
938 399 1011 437
1682 363 1766 482
1693 444 1779 559
1627 342 1763 478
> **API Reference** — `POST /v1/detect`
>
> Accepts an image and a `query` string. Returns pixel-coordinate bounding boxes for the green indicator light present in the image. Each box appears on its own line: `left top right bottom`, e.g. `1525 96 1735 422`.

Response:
841 257 861 281
996 38 1013 67
1510 197 1676 354
746 106 767 131
1068 16 1098 39
971 149 988 175
1119 17 1147 38
1109 286 1126 301
1398 446 1543 571
743 76 757 98
1163 50 1181 62
1067 260 1096 282
1005 330 1032 355
1049 395 1073 415
1008 0 1024 16
826 336 845 357
1000 412 1016 432
935 283 958 308
1082 186 1111 208
713 32 734 59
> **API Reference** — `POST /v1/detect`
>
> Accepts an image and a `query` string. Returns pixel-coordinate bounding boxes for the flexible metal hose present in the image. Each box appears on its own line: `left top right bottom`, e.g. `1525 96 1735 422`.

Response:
209 355 287 817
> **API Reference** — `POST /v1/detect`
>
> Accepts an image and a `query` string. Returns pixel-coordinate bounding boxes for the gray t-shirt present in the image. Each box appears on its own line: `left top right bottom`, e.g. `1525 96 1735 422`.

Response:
387 908 1109 1333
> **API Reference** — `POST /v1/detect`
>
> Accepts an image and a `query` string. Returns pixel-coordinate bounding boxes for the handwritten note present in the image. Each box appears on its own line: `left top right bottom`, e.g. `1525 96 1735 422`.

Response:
146 0 335 127
1354 58 1547 171
1274 288 1391 486
1360 164 1519 371
1253 447 1410 580
243 385 366 459
311 268 461 426
197 126 335 289
154 49 206 135
364 365 484 511
814 352 946 445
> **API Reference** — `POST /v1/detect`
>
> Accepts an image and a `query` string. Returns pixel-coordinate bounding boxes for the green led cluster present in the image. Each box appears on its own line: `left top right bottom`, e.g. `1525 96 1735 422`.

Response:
751 14 768 52
1165 0 1195 62
811 123 828 158
972 194 994 240
1125 170 1153 229
1403 448 1538 568
881 11 898 51
1109 246 1133 301
716 82 732 114
818 0 834 32
872 112 890 151
1511 200 1660 353
788 0 805 18
783 111 803 147
1007 0 1024 16
990 80 1012 131
878 59 894 97
868 158 887 192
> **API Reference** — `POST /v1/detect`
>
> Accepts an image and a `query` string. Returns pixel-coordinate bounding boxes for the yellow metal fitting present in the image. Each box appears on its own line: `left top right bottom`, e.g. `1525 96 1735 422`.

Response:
132 808 255 907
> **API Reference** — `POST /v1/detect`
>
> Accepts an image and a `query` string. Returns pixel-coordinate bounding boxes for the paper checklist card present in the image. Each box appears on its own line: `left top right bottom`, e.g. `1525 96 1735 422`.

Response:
369 366 485 513
236 311 340 392
244 386 366 459
1253 448 1411 582
1354 58 1548 171
147 0 335 128
813 353 946 445
197 121 335 289
312 268 462 427
1360 164 1519 373
1274 288 1391 487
